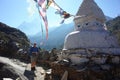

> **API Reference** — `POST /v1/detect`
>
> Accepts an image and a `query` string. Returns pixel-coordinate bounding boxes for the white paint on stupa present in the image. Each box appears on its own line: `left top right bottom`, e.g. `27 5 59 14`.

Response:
63 0 119 50
62 0 120 64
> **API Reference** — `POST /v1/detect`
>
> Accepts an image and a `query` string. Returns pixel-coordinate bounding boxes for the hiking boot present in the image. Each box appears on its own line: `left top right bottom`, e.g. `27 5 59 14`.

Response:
31 67 36 71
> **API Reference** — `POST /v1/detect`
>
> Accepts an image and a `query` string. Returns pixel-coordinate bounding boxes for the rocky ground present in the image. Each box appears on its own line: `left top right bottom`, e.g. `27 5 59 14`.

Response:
0 49 120 80
0 56 48 80
49 61 120 80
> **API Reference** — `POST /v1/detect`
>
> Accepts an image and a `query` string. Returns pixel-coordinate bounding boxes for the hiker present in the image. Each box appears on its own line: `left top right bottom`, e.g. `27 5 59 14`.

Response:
29 43 39 71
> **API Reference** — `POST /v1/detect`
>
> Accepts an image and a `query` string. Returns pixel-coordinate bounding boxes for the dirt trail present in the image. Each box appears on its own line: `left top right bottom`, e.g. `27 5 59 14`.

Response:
0 56 46 80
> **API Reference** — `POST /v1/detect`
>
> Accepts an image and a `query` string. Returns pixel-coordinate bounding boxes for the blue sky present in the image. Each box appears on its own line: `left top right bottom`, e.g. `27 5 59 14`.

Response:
0 0 120 28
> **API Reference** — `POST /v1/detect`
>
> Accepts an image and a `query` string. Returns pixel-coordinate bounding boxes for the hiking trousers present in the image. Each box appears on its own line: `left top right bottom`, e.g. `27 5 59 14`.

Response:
31 53 38 68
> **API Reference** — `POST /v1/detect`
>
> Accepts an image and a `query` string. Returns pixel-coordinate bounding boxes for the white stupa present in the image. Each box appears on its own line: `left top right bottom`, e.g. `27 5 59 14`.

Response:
63 0 120 52
59 0 120 64
61 0 120 64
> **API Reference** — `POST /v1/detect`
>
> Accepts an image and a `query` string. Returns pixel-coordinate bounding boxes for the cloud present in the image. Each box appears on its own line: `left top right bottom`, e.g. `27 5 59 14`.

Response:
26 0 37 17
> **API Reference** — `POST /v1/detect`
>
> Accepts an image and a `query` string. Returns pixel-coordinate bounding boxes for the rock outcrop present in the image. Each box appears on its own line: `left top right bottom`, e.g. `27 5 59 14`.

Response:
0 62 19 79
0 22 30 57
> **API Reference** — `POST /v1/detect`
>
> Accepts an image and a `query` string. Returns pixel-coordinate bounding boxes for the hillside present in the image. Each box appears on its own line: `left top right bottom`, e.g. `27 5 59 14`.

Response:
0 22 30 57
106 16 120 45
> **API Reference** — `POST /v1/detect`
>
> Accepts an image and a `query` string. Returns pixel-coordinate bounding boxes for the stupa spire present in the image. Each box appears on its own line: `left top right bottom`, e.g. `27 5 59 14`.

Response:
74 0 106 27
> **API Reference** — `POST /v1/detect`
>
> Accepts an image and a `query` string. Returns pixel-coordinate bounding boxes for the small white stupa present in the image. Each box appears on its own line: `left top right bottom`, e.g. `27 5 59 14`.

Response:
61 0 120 64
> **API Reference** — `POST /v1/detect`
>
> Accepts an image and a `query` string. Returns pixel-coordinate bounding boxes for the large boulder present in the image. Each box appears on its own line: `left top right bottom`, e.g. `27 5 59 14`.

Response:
0 62 19 79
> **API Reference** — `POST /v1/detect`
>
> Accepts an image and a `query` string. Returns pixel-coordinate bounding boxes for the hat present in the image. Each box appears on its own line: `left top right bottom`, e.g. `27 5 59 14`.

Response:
33 43 37 45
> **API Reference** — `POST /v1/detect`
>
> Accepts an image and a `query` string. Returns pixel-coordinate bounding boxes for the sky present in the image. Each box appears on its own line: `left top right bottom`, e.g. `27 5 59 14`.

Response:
0 0 120 28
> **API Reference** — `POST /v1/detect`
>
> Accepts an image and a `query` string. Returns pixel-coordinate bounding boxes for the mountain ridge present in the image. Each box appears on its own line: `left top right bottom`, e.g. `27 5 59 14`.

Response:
17 16 113 50
28 22 74 50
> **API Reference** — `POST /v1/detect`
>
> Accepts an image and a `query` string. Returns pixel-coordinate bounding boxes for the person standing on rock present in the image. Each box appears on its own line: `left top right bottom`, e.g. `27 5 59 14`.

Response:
30 43 39 71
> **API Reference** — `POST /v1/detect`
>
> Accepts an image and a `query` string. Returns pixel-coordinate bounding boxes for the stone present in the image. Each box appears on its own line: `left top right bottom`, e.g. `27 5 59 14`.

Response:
42 50 50 60
111 56 120 64
50 62 120 80
49 48 58 61
58 59 71 66
92 57 107 64
101 64 111 70
68 54 89 64
0 62 27 80
61 71 68 80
